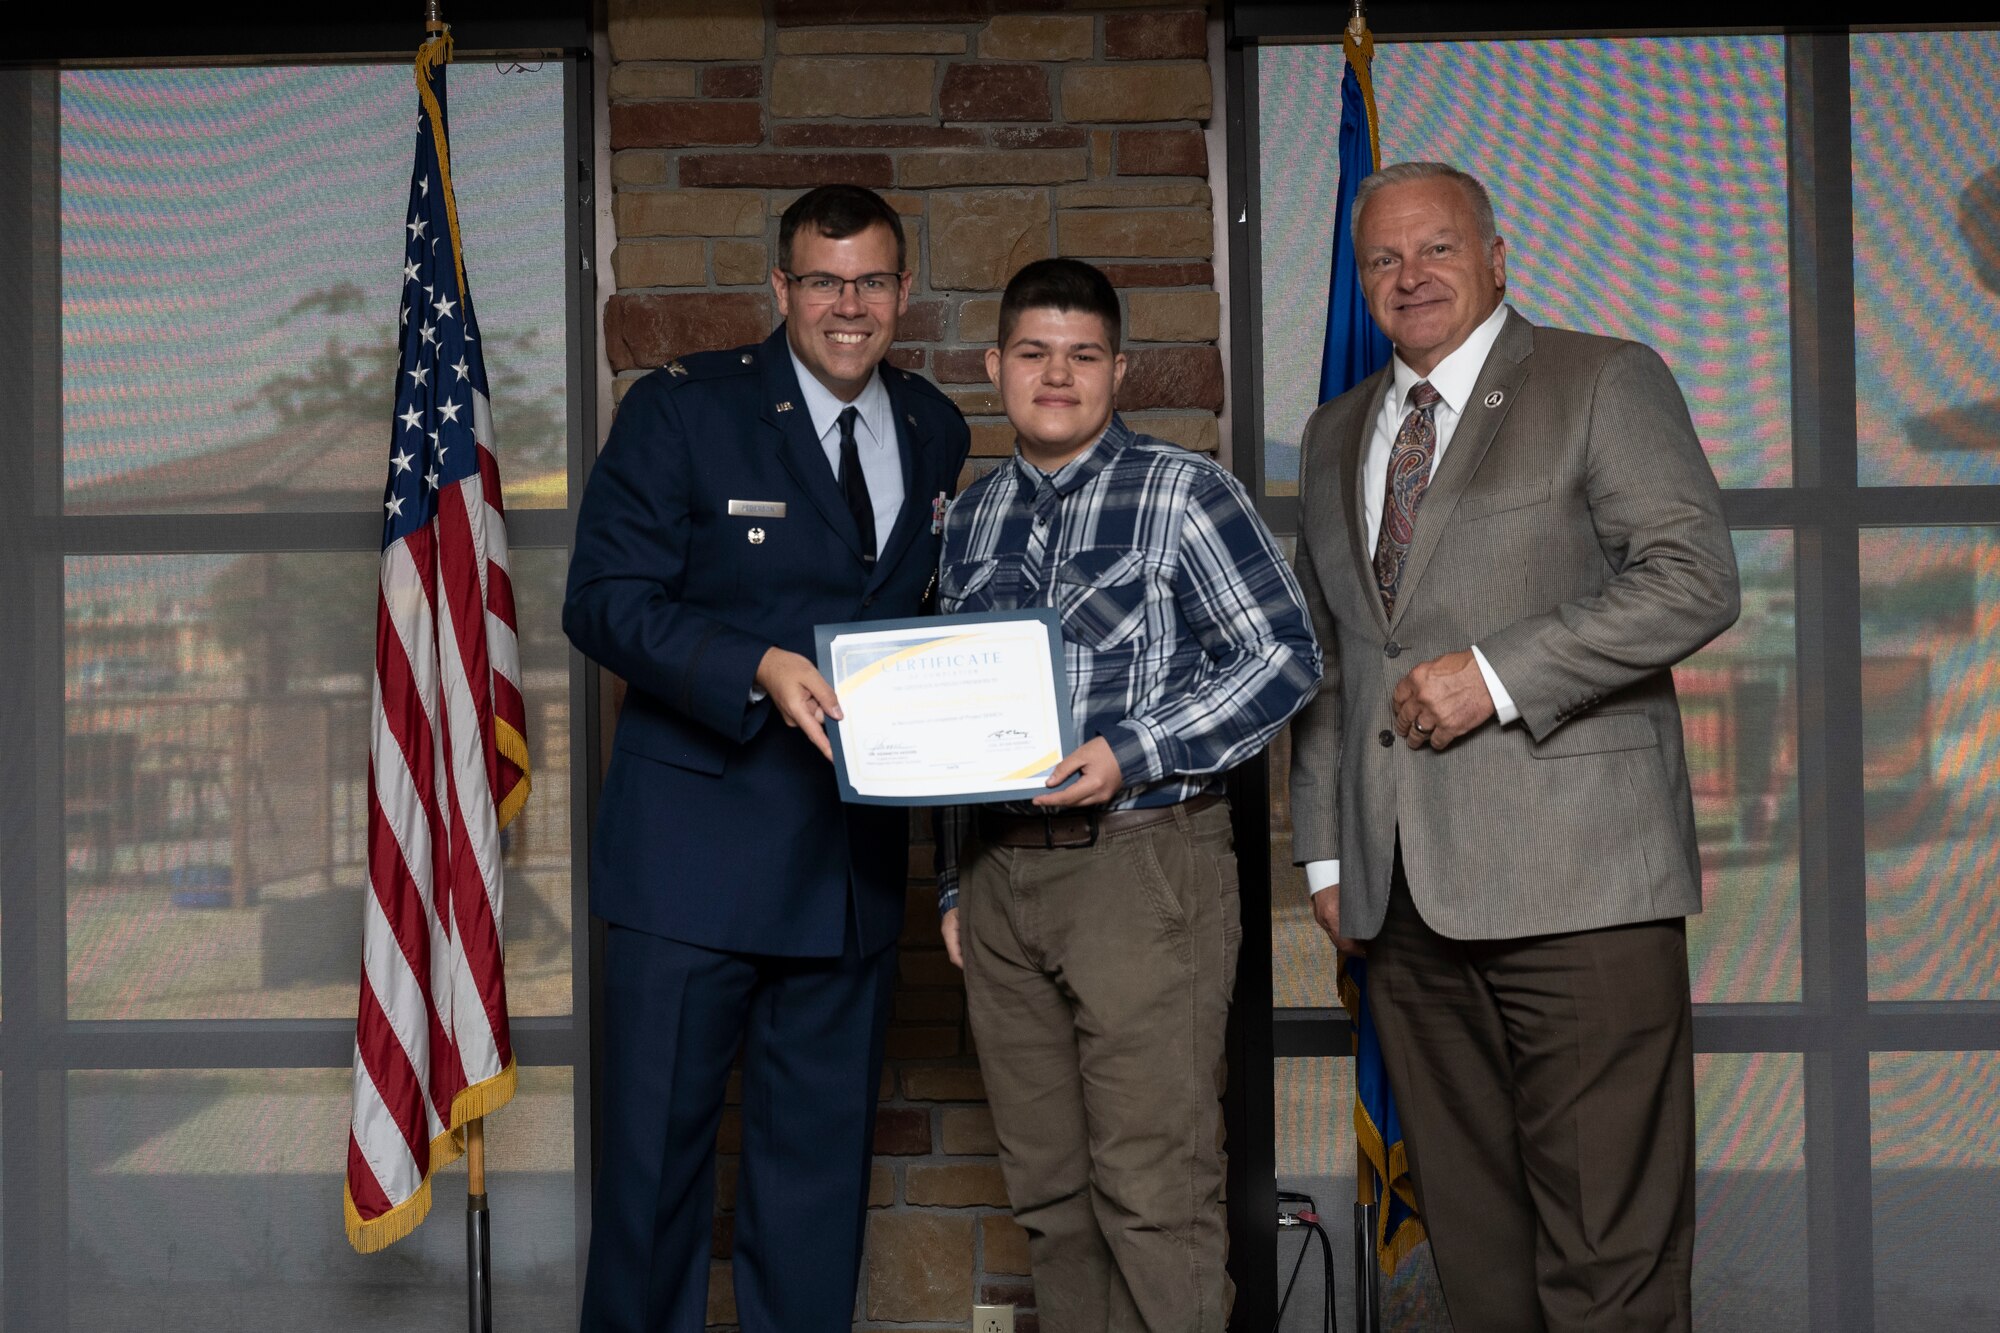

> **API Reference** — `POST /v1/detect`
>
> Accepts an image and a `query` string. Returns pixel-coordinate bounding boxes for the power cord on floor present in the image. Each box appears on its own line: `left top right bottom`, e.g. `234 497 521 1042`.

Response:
1273 1190 1337 1332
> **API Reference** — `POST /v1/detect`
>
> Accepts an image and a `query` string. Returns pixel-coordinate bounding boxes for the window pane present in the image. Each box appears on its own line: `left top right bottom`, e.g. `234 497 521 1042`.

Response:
65 550 573 1019
1275 1056 1351 1183
1860 528 2000 1000
1265 534 1339 1009
1258 36 1792 494
67 1067 574 1330
1852 31 2000 486
1268 727 1338 1011
1273 1057 1450 1329
60 64 568 513
1680 532 1801 1003
1695 1053 1807 1328
1871 1052 2000 1328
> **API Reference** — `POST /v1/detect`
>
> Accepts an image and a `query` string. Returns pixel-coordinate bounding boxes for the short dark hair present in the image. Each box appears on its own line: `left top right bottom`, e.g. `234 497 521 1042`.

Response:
996 258 1123 351
777 185 907 272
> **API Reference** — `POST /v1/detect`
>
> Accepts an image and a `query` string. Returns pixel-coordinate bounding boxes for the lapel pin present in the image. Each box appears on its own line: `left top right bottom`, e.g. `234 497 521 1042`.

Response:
748 527 766 544
1484 390 1505 408
775 400 793 412
907 413 918 427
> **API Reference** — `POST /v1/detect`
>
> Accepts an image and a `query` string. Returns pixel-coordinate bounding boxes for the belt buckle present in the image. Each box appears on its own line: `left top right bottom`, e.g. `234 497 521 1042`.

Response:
1039 809 1100 850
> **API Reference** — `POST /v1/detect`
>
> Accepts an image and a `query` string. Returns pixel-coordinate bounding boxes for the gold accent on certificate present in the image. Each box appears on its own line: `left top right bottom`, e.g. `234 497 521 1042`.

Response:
821 614 1071 803
728 499 788 517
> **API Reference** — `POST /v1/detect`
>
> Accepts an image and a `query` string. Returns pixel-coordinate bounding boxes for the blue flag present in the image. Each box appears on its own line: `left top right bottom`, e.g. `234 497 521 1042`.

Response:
1315 20 1424 1276
1318 34 1391 401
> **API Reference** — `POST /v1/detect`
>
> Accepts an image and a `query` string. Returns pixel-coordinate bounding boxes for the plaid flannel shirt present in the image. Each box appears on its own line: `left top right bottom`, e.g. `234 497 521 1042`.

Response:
934 415 1322 912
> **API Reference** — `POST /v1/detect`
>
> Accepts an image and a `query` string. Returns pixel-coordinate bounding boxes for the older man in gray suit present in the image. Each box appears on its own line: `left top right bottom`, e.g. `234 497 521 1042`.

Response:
1288 161 1740 1332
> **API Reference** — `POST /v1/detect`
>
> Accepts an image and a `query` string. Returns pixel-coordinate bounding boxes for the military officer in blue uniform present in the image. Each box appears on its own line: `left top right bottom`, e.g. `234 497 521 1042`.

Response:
564 184 970 1333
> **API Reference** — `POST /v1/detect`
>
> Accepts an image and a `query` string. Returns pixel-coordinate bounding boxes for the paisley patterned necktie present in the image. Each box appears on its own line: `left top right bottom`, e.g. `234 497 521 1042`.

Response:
1372 380 1443 617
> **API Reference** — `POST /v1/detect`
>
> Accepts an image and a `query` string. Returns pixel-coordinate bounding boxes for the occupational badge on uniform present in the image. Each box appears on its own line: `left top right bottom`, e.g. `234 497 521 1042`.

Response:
748 527 766 544
775 400 793 412
931 491 949 534
1485 390 1505 408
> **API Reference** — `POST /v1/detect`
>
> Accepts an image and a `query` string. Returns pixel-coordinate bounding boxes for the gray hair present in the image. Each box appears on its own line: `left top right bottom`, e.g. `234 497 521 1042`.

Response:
1351 161 1500 251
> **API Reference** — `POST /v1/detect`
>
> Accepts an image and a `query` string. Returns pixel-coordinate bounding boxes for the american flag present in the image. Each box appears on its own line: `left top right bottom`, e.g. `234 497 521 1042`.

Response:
345 36 530 1254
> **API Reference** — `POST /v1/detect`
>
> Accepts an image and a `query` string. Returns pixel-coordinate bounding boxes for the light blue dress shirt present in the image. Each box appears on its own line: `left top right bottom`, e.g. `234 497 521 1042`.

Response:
787 348 906 551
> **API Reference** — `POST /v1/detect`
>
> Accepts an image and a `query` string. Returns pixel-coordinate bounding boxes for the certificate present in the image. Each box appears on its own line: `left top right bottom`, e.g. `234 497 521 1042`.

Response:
814 610 1078 806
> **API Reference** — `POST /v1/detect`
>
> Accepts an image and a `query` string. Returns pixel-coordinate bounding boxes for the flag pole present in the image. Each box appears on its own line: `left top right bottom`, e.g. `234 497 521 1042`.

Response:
1343 8 1384 1323
467 1118 492 1333
1354 1173 1382 1333
416 3 494 1322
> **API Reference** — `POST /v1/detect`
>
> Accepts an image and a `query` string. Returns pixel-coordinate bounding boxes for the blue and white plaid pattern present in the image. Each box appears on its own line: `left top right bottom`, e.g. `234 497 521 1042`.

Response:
934 416 1321 910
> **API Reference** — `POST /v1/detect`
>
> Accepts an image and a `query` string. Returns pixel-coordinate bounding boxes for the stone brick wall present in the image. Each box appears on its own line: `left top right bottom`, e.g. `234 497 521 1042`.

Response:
604 0 1223 483
600 4 1221 1328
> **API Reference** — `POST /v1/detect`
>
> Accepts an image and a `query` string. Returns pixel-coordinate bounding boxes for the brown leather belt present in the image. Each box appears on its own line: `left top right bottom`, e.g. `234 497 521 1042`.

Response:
976 793 1224 850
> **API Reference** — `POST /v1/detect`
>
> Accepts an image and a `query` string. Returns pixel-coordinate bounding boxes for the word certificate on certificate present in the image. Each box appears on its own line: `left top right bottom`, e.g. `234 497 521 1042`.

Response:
814 610 1077 806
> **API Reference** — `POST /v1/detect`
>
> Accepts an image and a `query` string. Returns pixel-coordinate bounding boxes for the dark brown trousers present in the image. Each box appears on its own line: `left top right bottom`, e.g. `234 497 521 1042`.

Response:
1367 858 1696 1333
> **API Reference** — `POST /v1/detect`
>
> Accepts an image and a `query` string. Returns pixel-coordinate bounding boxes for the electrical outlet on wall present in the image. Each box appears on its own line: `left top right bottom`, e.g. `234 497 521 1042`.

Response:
972 1303 1015 1333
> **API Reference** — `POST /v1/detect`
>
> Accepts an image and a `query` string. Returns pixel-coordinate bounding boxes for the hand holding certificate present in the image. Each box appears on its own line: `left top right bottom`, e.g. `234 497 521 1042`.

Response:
814 610 1078 805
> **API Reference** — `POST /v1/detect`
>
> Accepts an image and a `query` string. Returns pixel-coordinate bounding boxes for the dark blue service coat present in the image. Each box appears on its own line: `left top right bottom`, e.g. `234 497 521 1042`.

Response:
564 325 971 958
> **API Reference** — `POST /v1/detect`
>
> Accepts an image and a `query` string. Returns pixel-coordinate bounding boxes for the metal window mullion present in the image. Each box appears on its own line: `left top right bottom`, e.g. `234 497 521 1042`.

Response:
1 63 70 1333
1223 33 1281 530
55 507 574 555
62 1016 580 1070
563 47 603 1308
1786 30 1876 1333
1221 36 1281 1333
1727 487 2000 530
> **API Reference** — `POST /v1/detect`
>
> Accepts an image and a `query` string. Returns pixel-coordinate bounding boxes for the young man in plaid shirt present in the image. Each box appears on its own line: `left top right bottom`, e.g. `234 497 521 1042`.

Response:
935 258 1321 1333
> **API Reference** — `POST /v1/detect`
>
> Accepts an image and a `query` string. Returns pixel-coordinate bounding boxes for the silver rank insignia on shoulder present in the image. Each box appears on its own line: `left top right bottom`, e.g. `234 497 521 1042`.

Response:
1485 390 1505 408
665 360 688 376
748 527 766 544
775 400 793 412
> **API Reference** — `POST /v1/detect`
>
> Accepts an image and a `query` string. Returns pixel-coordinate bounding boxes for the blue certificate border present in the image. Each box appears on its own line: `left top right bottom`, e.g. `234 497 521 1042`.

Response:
814 608 1078 807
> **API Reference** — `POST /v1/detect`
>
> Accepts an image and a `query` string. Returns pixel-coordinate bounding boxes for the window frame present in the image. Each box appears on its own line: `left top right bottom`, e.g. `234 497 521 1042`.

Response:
1223 12 2000 1330
0 15 597 1326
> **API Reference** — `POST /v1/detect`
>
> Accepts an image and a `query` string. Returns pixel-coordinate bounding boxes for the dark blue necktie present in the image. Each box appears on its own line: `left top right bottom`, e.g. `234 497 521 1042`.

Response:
837 405 875 564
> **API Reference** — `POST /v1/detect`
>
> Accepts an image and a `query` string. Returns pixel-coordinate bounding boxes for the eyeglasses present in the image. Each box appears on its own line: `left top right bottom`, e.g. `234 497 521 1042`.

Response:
784 271 903 305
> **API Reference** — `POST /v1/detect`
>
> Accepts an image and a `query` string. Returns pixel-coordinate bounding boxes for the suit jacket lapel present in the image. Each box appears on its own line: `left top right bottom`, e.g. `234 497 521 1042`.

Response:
1387 311 1534 632
761 326 869 567
869 372 932 591
1339 366 1395 636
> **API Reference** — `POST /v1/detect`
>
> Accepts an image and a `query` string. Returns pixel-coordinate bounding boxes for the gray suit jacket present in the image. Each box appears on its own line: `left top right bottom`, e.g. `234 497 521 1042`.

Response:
1289 309 1740 940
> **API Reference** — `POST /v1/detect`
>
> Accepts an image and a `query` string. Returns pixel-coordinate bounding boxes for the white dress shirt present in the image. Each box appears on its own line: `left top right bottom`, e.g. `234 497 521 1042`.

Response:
788 348 906 548
1306 302 1519 897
